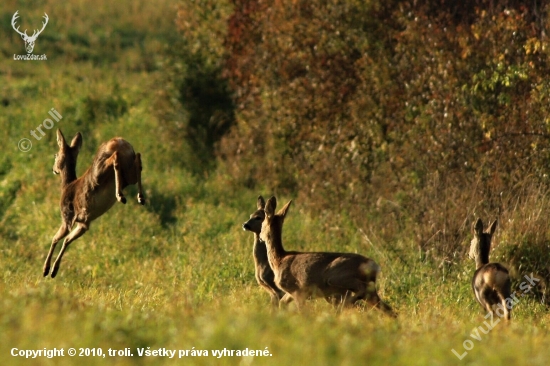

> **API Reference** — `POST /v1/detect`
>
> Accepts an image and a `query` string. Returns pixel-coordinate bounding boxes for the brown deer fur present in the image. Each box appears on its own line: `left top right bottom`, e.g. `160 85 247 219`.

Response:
242 196 286 306
43 129 145 278
469 218 511 320
260 196 394 315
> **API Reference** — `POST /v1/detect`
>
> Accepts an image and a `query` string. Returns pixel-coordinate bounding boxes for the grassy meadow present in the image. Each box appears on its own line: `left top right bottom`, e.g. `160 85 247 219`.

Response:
1 0 550 365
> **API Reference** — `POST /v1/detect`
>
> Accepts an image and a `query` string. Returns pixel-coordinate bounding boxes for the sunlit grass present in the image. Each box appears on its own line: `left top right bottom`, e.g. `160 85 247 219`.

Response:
1 1 550 365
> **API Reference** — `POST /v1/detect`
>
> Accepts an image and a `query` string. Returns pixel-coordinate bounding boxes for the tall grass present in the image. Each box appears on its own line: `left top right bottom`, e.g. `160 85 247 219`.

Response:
0 1 549 365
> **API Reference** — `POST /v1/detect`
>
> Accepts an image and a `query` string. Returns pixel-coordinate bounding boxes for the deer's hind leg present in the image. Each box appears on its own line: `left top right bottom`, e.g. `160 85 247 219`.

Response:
328 277 395 316
326 270 367 305
479 287 500 318
109 151 127 204
279 293 294 307
496 293 511 321
497 281 512 321
363 281 395 316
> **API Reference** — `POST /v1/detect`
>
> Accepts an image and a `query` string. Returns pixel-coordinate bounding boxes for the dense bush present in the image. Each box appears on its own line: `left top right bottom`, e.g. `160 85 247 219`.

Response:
218 0 550 198
172 0 550 290
160 0 235 172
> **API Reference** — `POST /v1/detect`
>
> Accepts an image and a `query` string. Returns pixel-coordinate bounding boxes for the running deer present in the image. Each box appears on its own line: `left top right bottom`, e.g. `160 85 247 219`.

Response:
260 196 394 315
43 129 145 278
242 196 286 307
469 219 512 320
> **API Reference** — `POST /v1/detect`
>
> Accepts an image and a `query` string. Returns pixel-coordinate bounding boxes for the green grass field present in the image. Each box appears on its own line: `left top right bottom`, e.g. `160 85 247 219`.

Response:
1 1 550 365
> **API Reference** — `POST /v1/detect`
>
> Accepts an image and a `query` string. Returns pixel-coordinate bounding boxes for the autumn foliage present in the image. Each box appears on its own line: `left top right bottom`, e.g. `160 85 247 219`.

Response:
175 0 550 282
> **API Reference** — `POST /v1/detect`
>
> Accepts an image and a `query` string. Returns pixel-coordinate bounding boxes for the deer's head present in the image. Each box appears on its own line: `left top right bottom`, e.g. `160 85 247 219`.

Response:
260 196 292 244
12 11 48 54
242 196 266 234
53 129 82 180
469 218 497 266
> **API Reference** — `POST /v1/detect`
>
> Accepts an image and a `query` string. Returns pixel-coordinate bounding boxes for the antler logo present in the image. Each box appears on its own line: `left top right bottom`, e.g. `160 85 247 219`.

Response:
11 10 49 54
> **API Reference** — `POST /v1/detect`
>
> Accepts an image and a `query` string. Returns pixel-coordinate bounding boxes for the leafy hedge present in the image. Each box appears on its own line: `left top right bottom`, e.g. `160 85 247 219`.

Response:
174 0 550 283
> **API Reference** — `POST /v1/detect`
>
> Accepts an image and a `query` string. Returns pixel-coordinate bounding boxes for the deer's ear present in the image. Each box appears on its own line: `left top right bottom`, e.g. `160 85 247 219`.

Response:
278 200 292 218
473 218 484 236
56 129 66 148
20 34 25 40
489 219 498 235
70 132 82 152
257 195 266 210
264 196 277 218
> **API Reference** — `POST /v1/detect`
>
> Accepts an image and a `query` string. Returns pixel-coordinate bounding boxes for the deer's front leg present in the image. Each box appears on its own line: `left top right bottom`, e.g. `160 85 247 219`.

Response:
51 223 88 278
135 152 145 205
43 223 70 276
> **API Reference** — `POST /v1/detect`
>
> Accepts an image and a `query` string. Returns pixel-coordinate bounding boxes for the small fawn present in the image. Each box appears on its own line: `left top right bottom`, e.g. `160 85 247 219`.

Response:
43 129 145 278
260 196 394 315
469 219 511 320
242 196 286 307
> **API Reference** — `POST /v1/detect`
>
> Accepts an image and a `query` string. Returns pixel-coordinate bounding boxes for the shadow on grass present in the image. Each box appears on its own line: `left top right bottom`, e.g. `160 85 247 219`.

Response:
142 185 178 227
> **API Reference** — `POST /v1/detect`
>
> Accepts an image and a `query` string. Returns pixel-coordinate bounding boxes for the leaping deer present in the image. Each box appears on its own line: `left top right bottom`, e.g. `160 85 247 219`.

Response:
43 129 145 278
11 10 49 54
260 196 395 315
